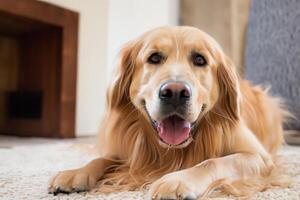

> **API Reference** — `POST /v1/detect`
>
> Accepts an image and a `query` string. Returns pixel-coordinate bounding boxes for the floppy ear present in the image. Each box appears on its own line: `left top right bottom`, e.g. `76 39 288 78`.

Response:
216 56 240 123
107 40 141 109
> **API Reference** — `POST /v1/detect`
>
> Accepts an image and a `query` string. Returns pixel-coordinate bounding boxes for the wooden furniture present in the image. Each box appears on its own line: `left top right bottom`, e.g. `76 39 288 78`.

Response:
0 0 79 138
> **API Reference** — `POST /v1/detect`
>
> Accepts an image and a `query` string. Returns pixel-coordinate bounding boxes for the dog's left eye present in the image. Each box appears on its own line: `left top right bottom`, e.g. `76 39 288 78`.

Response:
191 53 207 67
147 53 163 65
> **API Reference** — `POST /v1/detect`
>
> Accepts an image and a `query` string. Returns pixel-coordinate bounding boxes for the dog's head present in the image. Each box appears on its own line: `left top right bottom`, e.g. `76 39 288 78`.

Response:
109 26 239 148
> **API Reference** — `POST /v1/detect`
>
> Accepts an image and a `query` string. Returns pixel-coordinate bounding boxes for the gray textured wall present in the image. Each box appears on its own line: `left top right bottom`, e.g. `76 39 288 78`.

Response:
245 0 300 130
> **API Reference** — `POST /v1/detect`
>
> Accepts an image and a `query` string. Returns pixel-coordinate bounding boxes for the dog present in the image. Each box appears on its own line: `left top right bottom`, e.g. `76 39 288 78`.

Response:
49 26 287 199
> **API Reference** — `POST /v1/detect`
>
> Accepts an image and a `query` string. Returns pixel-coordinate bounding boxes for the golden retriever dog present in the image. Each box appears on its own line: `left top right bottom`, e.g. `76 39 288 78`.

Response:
49 26 287 199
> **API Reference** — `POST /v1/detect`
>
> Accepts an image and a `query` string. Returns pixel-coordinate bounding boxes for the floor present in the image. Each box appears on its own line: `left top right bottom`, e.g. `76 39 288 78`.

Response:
0 135 300 200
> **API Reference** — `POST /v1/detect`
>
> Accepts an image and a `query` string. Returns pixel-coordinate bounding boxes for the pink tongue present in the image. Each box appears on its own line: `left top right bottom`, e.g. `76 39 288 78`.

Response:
157 115 191 145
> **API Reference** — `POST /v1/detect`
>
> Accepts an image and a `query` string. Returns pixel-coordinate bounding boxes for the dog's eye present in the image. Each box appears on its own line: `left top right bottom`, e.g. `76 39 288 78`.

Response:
147 53 163 64
191 53 207 67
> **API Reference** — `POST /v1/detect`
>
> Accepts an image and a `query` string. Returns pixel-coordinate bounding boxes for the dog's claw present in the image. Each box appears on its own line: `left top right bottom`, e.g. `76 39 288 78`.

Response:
51 187 70 196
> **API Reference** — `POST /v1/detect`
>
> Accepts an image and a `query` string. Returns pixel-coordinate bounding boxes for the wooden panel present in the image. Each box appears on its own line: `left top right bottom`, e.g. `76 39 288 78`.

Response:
60 16 78 138
0 11 48 36
0 36 19 129
0 36 18 91
0 0 75 27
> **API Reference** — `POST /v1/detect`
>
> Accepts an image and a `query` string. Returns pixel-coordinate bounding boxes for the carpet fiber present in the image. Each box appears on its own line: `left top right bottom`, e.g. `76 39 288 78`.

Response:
0 135 300 200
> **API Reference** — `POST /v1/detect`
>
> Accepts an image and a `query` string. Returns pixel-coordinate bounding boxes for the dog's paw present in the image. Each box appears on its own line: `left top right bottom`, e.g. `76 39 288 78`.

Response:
48 169 97 195
149 170 205 200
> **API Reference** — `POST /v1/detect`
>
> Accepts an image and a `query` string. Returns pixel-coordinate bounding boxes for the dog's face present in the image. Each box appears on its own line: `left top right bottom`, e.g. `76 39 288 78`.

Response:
112 27 238 149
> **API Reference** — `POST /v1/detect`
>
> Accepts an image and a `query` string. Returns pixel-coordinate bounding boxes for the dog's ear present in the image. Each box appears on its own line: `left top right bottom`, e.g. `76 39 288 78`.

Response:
216 55 240 123
107 40 142 109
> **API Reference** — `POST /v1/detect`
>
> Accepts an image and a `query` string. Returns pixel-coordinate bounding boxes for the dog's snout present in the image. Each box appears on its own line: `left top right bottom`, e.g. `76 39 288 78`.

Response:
159 81 191 105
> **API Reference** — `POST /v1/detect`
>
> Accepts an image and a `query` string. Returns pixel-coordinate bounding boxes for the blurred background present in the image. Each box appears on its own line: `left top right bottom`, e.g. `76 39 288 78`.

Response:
0 0 299 142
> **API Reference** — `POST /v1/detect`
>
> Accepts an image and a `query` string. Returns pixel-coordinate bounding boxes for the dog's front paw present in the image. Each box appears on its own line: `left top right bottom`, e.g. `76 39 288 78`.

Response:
48 169 97 195
149 170 205 200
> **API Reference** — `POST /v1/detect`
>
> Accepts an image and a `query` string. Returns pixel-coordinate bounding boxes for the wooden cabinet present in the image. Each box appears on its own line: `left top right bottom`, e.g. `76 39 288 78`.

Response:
0 0 78 138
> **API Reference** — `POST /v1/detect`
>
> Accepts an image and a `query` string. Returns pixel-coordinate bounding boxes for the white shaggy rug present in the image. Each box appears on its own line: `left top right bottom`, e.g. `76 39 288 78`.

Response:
0 135 300 200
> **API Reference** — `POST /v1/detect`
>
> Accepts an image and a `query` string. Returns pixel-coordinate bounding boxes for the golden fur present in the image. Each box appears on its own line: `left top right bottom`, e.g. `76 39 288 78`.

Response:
49 26 288 199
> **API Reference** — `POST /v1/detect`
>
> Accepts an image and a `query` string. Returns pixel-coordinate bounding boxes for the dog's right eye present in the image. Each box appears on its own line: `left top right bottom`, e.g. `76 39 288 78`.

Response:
191 52 207 67
147 53 163 65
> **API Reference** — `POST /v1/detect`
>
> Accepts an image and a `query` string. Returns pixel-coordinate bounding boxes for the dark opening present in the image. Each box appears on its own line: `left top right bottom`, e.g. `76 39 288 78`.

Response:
7 90 43 119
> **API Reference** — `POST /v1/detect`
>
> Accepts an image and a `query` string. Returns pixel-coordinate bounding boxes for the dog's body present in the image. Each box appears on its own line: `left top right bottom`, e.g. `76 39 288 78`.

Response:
49 26 286 199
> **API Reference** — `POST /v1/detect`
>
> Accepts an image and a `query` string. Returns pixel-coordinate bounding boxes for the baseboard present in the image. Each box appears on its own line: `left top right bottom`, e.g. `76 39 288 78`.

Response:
285 130 300 145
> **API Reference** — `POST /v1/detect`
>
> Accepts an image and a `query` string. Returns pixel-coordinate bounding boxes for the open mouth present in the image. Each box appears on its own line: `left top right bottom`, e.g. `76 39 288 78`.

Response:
143 103 206 147
154 115 192 146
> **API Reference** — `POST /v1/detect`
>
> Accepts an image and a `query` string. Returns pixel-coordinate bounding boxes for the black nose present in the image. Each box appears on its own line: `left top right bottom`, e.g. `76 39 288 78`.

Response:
159 81 191 105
